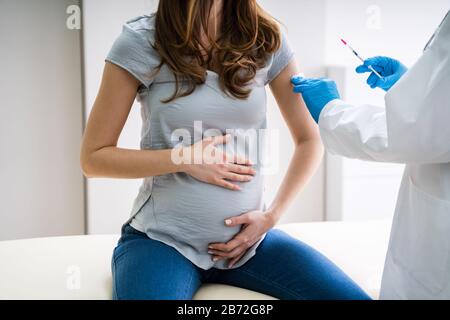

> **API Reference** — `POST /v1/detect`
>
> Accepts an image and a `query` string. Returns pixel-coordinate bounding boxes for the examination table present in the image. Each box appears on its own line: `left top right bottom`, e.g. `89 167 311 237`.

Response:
0 220 390 300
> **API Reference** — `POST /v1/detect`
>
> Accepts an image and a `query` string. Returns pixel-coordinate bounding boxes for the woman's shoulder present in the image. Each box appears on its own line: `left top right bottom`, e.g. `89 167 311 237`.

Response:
264 26 295 85
125 13 156 32
121 13 157 45
106 13 160 88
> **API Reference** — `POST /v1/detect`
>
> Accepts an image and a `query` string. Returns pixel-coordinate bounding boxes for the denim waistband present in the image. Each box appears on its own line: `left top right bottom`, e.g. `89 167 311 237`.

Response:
121 223 146 237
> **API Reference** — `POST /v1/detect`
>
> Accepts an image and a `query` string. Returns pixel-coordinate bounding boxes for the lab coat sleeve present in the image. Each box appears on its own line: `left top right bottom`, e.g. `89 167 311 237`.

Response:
319 91 450 164
319 99 395 163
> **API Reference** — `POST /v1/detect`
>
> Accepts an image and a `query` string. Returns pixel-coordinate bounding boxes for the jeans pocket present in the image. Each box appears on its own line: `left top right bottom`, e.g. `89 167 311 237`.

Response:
115 225 146 261
112 243 130 265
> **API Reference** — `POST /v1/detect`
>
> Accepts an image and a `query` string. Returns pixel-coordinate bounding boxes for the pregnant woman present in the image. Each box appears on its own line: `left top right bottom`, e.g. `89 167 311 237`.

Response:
81 0 370 300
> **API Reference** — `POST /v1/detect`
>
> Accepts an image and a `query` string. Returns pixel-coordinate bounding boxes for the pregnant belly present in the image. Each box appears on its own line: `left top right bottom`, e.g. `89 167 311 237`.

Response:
149 173 264 250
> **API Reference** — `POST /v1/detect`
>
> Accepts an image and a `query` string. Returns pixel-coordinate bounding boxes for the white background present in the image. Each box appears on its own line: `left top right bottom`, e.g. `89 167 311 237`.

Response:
0 0 85 240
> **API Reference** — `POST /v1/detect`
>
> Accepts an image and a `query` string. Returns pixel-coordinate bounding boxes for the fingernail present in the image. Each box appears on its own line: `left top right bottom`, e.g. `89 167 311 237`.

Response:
225 219 232 226
213 257 220 262
208 250 213 254
208 245 214 249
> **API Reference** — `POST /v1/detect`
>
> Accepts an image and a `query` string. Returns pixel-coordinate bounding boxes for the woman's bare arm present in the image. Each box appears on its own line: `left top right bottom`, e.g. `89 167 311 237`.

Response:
80 62 180 179
266 59 324 222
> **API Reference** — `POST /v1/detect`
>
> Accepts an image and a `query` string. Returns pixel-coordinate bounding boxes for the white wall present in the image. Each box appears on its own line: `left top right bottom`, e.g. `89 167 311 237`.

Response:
83 0 158 234
325 0 449 110
0 0 85 240
83 0 328 234
325 0 450 67
259 0 327 224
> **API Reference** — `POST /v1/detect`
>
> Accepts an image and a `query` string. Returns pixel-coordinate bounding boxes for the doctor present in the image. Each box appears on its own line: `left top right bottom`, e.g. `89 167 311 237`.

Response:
291 11 450 300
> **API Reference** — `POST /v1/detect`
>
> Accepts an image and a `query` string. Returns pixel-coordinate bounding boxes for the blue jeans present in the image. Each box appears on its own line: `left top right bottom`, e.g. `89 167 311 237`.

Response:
112 225 371 300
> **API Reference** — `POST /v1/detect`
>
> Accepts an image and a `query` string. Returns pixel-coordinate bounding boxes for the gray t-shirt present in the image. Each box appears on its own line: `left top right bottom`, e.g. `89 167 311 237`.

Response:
106 14 295 270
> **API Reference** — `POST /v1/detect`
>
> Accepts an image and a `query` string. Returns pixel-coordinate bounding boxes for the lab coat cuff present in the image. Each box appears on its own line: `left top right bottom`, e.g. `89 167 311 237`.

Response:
318 99 346 125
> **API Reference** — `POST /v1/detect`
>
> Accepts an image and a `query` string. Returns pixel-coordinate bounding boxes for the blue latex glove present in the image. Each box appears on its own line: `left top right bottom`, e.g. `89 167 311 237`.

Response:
291 76 341 123
356 56 408 91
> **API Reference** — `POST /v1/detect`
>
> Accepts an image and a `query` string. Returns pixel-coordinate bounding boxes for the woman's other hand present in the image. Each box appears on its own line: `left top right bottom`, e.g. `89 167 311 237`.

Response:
181 135 256 191
208 211 277 268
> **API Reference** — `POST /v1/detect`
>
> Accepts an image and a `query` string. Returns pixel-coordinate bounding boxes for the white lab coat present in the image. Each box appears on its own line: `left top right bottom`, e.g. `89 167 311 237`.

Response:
319 11 450 300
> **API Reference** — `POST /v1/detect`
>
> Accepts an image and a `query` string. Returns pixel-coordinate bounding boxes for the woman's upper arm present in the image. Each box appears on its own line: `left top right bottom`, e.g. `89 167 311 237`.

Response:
81 62 140 158
269 60 321 144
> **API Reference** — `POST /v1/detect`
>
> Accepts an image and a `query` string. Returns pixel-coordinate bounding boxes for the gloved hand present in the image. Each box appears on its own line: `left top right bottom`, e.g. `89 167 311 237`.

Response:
291 76 341 123
356 56 408 91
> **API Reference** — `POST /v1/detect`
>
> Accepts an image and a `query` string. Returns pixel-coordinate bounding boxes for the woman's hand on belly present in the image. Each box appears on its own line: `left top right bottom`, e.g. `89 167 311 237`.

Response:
180 135 256 191
207 210 277 268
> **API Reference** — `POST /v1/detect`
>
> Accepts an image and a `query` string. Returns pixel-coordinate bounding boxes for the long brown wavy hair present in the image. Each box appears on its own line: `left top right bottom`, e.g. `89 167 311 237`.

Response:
154 0 281 102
